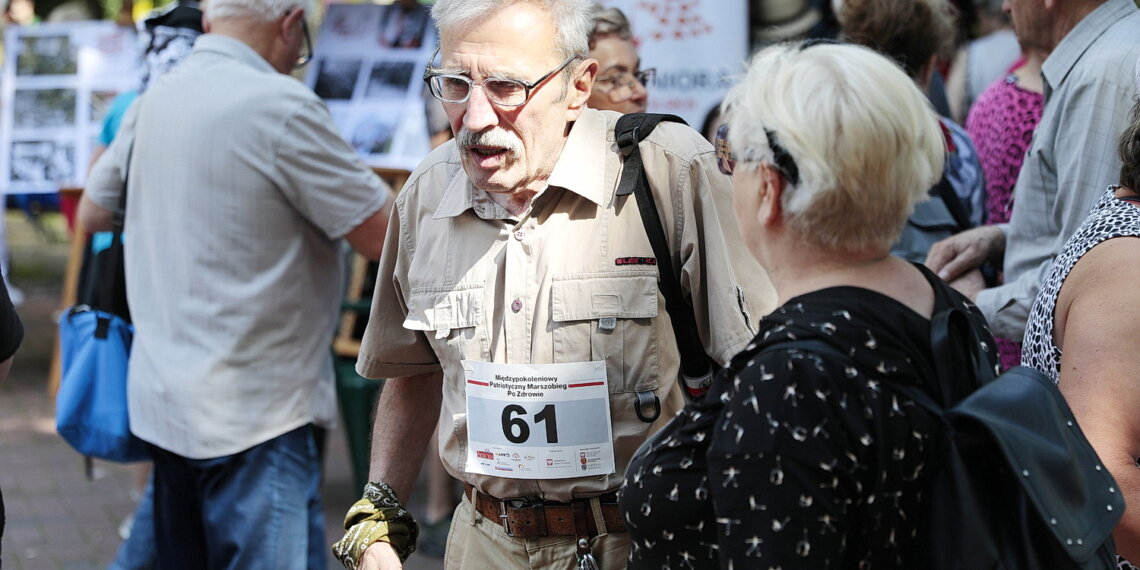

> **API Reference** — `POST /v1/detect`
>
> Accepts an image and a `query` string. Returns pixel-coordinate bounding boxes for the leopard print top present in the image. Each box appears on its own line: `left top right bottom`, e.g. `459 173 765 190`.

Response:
1022 186 1140 380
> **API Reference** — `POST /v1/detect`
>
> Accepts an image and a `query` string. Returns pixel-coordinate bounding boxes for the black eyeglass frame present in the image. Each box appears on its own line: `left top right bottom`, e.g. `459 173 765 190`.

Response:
715 123 800 186
294 17 312 70
422 46 581 108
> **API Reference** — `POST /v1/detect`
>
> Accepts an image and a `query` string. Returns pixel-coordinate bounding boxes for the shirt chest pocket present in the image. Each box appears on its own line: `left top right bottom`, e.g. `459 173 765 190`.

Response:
551 272 660 393
403 285 486 362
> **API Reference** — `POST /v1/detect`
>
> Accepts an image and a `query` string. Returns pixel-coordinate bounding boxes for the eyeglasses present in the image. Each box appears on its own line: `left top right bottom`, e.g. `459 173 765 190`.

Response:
715 123 800 185
594 68 655 95
423 47 580 107
294 17 312 70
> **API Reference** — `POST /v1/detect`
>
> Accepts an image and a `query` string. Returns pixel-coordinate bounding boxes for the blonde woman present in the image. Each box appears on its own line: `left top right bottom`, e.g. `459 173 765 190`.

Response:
619 41 997 568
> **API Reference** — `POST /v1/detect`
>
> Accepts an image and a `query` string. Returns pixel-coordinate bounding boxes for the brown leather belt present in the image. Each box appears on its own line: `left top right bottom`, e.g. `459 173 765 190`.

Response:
464 483 626 538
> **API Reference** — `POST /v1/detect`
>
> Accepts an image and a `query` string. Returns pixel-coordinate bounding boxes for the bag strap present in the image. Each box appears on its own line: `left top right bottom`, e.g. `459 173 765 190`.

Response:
929 273 995 388
81 140 133 479
91 141 133 313
614 113 714 397
930 173 972 232
756 269 994 415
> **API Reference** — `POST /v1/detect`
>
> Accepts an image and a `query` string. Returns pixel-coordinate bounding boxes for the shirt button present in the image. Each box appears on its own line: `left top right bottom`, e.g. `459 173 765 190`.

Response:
511 299 523 312
513 230 525 241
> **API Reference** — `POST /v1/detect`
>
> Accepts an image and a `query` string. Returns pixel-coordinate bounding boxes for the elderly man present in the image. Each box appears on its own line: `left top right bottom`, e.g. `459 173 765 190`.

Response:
78 0 391 565
331 0 774 568
926 0 1140 340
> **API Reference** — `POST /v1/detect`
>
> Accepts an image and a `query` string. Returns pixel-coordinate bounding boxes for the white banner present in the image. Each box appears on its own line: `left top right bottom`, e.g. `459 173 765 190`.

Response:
595 0 749 130
0 21 140 194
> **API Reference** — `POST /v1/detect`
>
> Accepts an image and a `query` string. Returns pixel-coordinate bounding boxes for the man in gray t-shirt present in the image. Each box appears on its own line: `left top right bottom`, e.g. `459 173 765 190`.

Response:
79 0 390 565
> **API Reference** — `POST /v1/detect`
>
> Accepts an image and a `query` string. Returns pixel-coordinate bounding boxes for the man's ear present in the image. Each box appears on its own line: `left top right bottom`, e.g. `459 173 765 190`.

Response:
565 58 598 118
281 8 303 41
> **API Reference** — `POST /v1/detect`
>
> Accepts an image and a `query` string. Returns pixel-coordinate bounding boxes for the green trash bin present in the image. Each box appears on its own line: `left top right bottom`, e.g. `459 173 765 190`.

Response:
334 355 384 492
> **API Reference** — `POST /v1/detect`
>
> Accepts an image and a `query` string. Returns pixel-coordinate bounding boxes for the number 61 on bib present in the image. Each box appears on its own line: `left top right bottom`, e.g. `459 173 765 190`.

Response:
463 360 616 479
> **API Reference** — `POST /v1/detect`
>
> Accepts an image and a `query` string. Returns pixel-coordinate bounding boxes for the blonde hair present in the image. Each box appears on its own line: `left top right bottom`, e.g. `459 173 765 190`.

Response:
723 42 944 254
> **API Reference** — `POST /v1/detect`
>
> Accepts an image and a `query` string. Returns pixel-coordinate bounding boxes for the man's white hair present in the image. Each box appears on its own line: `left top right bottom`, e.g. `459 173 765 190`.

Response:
431 0 592 60
723 41 945 254
208 0 304 23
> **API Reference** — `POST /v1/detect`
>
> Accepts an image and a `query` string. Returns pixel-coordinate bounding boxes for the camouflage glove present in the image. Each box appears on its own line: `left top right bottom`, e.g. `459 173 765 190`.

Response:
331 481 419 568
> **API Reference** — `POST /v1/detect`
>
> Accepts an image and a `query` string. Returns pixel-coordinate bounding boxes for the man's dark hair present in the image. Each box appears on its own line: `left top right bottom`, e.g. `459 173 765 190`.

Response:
1119 98 1140 191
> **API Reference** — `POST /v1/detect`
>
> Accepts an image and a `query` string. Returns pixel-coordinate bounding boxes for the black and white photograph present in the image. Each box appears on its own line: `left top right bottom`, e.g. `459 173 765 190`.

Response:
15 34 78 76
313 58 362 100
9 140 75 184
13 88 77 129
364 60 415 99
325 3 374 42
376 2 430 49
350 113 397 155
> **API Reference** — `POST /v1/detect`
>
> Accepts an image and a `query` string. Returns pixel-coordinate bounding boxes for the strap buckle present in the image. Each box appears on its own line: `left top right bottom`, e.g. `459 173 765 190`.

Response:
497 498 545 537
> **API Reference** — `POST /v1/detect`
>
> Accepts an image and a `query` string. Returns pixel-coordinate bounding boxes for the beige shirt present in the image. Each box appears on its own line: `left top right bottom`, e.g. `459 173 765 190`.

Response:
358 108 775 501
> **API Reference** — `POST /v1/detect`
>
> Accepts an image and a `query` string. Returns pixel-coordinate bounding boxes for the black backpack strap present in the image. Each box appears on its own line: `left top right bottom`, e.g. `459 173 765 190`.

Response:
915 264 996 406
92 141 133 322
614 113 714 397
931 173 972 232
615 113 686 197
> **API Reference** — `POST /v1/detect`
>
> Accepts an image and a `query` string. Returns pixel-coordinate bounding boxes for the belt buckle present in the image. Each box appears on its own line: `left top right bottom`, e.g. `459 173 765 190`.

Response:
499 498 545 537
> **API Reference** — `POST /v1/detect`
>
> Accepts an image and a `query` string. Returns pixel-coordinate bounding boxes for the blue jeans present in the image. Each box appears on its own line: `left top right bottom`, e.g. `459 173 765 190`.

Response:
148 425 325 570
108 476 156 570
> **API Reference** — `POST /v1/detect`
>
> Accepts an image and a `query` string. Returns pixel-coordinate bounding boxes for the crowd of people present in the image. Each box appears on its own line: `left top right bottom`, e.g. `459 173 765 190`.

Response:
1 0 1137 567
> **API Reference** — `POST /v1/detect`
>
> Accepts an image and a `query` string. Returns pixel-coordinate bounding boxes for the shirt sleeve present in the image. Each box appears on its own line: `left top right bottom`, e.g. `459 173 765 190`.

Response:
979 65 1134 341
643 128 777 365
355 189 442 379
86 98 140 212
975 259 1047 340
273 98 389 240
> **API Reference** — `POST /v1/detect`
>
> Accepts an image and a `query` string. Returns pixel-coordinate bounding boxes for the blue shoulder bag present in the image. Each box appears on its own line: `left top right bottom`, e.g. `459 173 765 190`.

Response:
56 141 148 465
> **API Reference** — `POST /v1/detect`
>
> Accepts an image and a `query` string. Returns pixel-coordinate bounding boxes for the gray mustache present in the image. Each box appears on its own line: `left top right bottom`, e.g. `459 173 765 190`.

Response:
457 128 522 155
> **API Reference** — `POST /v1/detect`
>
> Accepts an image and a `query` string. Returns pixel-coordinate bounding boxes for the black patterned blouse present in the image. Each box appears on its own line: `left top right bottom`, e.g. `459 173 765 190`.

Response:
619 266 991 569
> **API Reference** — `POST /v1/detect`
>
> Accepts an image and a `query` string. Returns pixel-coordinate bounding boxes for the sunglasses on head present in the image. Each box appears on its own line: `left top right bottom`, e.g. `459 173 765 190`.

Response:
714 123 800 186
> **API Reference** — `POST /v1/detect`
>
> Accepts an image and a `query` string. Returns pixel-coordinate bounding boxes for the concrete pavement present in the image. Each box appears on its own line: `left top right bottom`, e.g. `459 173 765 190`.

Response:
0 212 445 570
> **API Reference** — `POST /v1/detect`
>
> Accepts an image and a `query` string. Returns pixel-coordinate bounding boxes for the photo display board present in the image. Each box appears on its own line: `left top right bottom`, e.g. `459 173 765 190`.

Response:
0 21 140 194
306 2 437 171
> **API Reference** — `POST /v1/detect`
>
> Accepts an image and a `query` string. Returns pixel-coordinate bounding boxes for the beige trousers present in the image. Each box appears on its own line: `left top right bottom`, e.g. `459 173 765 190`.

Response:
442 491 630 570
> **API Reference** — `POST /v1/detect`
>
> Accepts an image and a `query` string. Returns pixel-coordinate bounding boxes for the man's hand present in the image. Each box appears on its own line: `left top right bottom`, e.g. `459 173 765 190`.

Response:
947 268 987 302
924 226 1004 282
359 542 403 570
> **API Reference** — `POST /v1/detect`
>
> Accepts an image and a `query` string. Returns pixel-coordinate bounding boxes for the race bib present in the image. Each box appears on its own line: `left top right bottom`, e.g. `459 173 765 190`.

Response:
463 360 615 479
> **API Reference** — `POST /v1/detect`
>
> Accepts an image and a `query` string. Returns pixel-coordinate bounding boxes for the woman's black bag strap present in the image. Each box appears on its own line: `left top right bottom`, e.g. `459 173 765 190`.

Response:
615 112 716 399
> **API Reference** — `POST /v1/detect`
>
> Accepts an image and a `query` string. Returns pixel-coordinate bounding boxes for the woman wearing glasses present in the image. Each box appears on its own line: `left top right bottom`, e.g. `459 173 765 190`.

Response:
585 4 652 113
618 41 996 568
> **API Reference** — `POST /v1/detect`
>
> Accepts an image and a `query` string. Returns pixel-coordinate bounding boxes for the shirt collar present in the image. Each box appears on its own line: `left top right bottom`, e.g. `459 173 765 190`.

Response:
547 107 608 206
192 34 277 74
1042 0 1135 98
433 108 610 220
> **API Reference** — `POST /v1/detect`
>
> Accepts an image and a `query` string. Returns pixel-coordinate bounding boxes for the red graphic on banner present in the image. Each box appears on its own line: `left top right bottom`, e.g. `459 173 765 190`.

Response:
635 0 714 43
